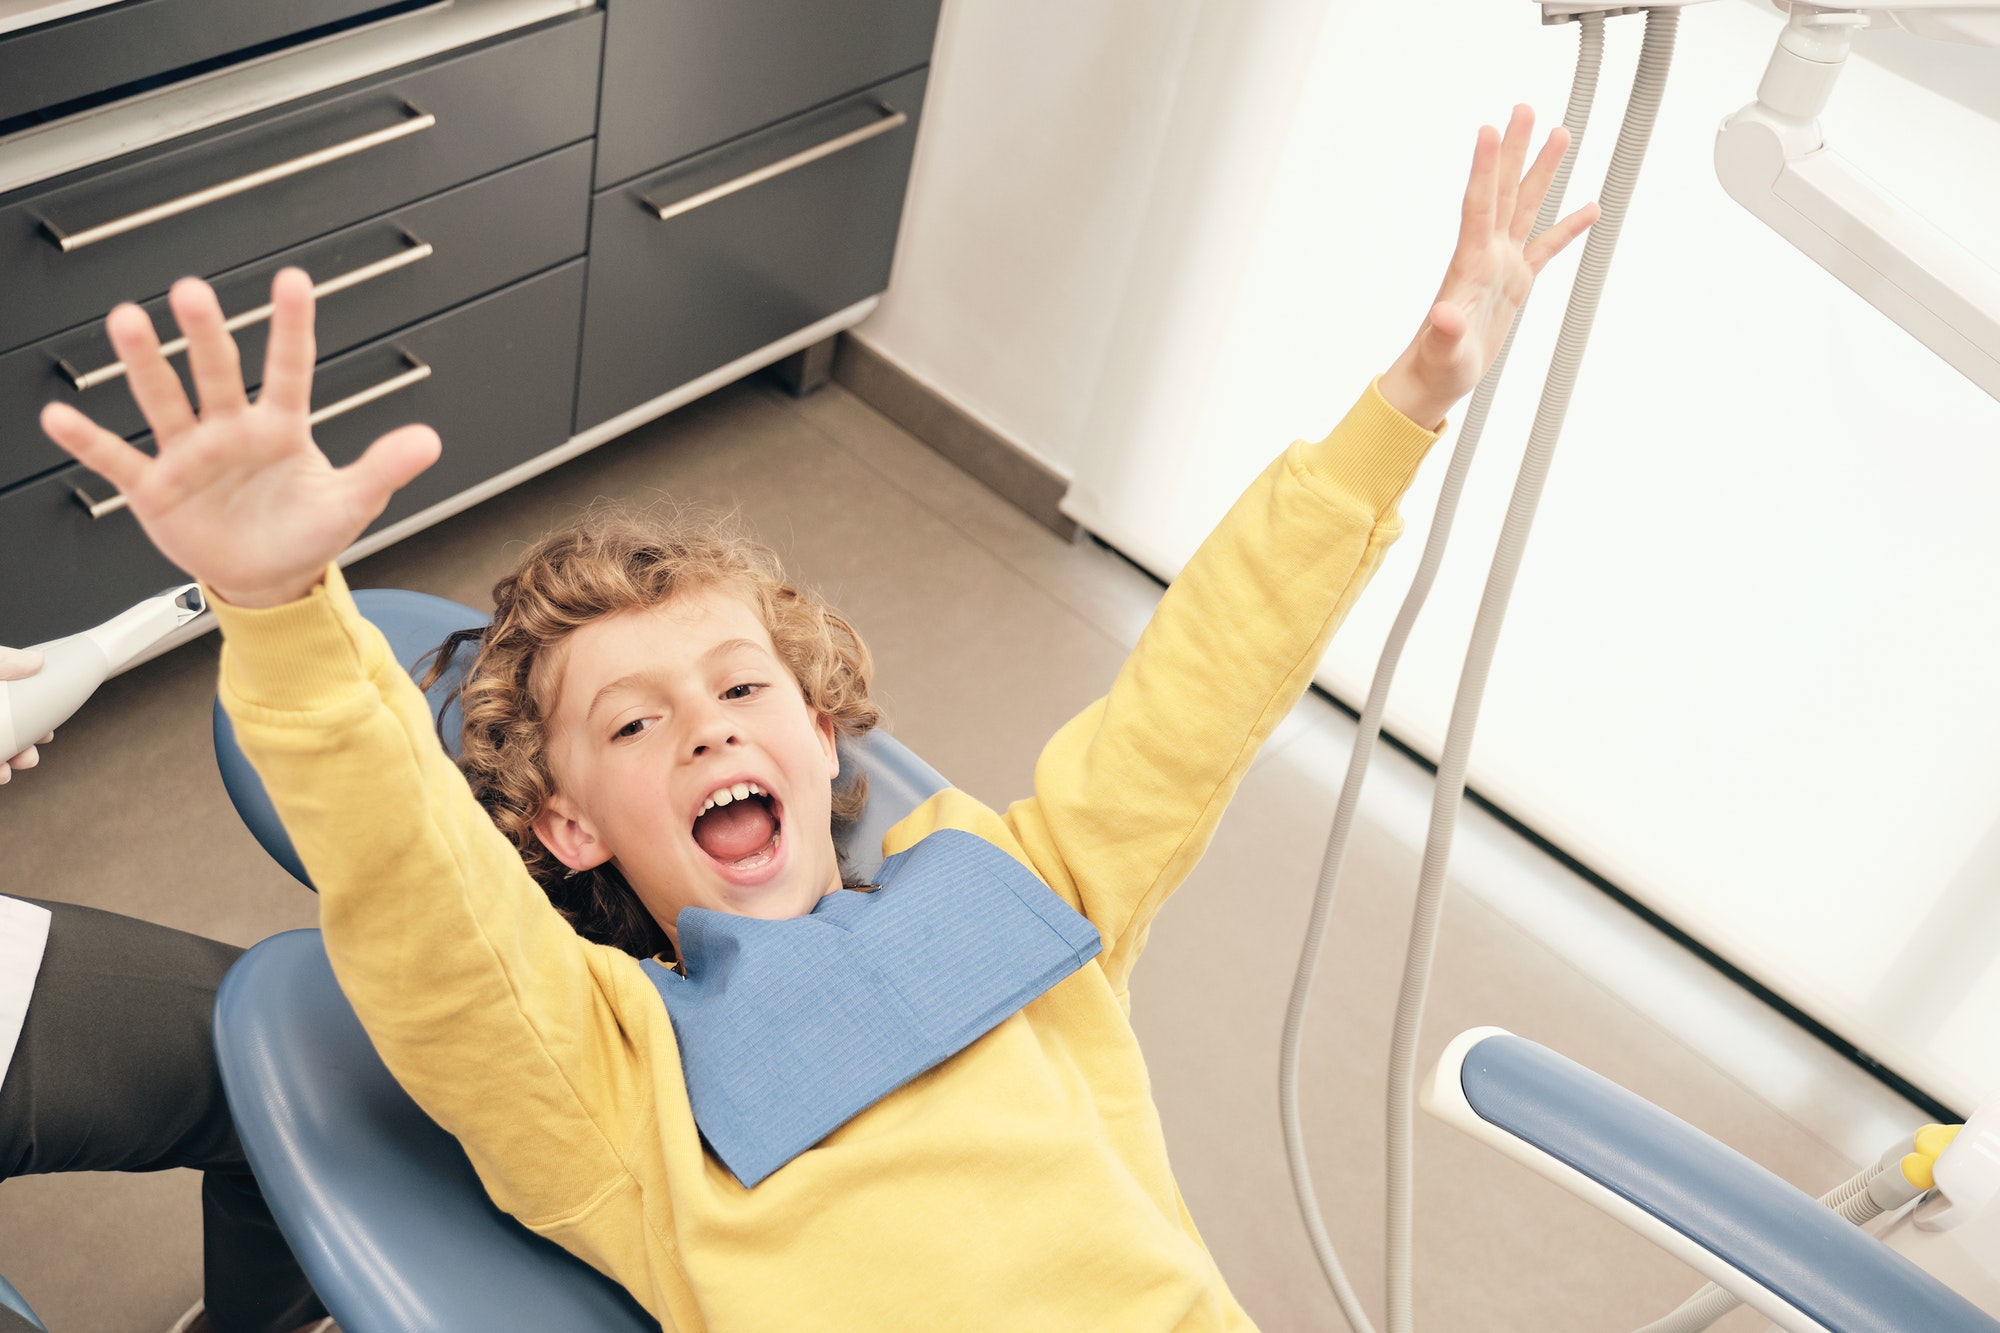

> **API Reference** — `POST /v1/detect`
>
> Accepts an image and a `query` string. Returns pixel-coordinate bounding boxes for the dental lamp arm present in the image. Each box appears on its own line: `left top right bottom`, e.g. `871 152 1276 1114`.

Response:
1714 2 2000 403
1420 1029 2000 1333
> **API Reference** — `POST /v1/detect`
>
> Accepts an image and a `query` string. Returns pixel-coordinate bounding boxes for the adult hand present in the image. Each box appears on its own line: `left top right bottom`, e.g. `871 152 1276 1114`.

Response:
0 646 53 782
1378 105 1600 430
38 268 441 609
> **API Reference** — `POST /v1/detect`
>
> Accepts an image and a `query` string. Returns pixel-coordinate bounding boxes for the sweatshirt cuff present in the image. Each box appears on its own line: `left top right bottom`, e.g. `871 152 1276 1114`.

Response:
211 564 379 712
1295 377 1444 517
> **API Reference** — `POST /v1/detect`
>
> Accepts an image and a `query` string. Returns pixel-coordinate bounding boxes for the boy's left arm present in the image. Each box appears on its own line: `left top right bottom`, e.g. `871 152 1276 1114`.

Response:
1000 385 1438 992
982 107 1599 994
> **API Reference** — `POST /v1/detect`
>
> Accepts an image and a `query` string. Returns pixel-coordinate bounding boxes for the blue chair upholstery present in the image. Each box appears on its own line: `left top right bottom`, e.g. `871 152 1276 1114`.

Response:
212 589 949 1331
0 1272 44 1332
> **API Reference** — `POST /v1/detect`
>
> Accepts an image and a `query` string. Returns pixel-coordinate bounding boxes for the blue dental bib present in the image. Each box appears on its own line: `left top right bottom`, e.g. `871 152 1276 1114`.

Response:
639 828 1103 1188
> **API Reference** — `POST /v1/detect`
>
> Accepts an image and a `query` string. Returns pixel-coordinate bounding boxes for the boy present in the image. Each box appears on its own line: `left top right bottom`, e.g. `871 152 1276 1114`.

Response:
41 108 1595 1330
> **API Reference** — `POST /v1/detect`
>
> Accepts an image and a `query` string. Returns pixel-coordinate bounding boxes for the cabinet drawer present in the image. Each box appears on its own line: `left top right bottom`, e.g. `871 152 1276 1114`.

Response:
0 9 600 355
575 68 926 432
0 142 593 493
0 0 394 129
595 0 939 188
0 260 585 646
310 257 585 534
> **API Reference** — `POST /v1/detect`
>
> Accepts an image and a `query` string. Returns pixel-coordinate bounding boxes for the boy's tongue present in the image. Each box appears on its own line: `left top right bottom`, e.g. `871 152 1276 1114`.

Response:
694 799 777 862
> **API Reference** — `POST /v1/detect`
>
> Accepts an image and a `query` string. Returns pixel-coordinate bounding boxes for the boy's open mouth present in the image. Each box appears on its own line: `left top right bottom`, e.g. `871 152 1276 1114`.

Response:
691 781 784 872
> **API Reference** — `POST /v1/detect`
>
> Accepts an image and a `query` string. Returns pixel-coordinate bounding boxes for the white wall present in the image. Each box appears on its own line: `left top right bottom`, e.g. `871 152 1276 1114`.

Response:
854 0 1195 477
857 0 1329 482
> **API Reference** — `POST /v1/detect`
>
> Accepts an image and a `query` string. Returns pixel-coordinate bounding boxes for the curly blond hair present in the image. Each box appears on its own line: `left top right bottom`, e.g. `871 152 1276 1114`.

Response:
420 506 880 958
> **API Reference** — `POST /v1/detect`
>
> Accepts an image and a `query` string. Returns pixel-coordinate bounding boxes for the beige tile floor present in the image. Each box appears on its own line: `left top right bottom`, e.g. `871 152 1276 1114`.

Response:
0 374 1919 1331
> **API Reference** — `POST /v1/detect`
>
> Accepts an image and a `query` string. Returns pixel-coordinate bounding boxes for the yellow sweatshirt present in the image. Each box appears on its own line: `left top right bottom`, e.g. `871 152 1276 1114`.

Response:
213 381 1439 1332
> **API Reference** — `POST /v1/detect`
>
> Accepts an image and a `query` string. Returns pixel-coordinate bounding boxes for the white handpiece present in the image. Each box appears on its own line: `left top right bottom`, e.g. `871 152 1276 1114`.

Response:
0 584 206 757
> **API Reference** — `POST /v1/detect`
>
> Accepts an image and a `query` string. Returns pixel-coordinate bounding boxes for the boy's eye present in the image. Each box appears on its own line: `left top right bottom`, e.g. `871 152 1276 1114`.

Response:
723 683 763 700
613 717 653 740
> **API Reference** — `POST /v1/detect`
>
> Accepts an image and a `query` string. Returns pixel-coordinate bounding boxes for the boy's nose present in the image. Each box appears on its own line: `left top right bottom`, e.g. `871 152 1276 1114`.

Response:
685 704 740 758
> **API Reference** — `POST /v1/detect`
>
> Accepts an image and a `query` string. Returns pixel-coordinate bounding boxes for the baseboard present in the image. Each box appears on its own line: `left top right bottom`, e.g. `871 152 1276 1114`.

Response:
832 334 1078 540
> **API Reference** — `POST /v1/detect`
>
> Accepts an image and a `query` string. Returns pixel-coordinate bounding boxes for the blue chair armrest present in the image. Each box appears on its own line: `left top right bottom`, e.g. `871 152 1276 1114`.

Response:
1422 1029 1999 1333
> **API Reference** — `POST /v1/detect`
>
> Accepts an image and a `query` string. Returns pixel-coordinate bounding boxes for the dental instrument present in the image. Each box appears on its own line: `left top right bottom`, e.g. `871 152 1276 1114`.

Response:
0 582 204 758
1280 1 2000 1330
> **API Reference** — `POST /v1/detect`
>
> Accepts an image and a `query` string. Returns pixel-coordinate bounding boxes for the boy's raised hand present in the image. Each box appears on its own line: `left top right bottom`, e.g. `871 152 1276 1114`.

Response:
39 268 440 609
1378 105 1600 430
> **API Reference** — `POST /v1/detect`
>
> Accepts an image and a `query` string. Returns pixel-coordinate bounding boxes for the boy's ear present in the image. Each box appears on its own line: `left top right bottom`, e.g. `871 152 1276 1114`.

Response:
533 794 614 873
816 711 839 780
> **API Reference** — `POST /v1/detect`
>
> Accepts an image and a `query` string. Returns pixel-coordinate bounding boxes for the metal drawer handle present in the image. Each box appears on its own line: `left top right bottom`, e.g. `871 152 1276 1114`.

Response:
70 483 131 519
307 351 431 426
70 352 431 519
642 101 909 223
43 104 438 253
58 231 436 392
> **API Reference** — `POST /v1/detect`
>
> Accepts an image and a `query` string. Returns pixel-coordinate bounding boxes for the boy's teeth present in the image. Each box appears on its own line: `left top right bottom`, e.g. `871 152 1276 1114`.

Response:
699 781 768 815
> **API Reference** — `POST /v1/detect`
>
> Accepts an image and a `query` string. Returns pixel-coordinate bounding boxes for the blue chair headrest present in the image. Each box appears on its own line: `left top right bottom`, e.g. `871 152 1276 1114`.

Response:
212 588 948 891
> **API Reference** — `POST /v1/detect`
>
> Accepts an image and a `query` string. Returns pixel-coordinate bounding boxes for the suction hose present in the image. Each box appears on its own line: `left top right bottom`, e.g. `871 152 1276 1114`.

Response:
1385 15 1680 1330
1275 15 1606 1333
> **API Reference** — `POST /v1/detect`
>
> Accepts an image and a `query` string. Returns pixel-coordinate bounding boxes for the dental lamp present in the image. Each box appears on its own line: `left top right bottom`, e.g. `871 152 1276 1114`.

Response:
1714 0 2000 402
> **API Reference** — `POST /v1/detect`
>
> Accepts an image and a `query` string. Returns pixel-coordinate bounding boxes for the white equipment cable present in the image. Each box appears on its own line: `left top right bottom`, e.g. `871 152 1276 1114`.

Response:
1275 13 1605 1331
1385 14 1680 1329
1277 8 1683 1331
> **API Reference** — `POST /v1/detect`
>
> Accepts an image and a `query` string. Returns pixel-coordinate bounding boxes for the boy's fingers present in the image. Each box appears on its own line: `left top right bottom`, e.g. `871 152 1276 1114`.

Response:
259 268 317 417
105 303 198 443
8 745 38 772
1458 124 1500 248
344 423 441 512
40 401 151 496
170 277 250 421
1513 127 1571 242
1524 201 1600 272
1494 106 1532 235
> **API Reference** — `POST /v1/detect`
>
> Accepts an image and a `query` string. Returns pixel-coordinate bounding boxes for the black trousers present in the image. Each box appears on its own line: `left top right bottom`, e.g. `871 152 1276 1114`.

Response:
0 900 325 1333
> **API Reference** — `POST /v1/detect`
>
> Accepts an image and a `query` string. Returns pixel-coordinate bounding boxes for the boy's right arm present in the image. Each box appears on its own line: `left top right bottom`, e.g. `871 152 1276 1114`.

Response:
212 563 657 1228
39 269 655 1230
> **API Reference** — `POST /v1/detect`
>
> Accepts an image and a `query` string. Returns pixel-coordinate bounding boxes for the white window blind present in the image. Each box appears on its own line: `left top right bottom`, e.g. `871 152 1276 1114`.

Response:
1062 0 2000 1109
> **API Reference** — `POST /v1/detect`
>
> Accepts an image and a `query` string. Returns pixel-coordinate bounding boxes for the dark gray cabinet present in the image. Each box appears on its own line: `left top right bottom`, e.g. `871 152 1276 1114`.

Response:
0 261 588 645
0 13 602 353
594 0 941 189
0 141 593 491
577 68 927 430
0 1 941 646
0 0 394 127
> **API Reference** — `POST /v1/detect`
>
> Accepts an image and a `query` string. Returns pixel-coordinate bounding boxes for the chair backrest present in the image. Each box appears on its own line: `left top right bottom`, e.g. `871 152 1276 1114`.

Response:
212 588 950 1331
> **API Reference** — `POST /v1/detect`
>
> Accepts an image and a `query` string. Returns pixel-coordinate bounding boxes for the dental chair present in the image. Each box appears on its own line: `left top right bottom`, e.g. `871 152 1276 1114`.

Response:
210 590 1997 1333
209 588 950 1332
